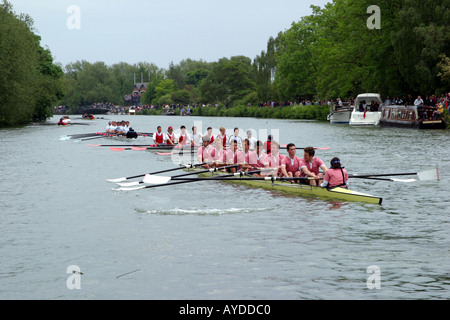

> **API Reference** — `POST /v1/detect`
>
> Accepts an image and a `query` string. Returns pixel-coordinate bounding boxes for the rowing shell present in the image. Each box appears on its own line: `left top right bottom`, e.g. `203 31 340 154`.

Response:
184 167 382 205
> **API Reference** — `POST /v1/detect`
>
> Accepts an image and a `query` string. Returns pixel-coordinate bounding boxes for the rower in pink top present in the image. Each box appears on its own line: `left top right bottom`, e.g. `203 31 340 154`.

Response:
224 139 245 173
300 146 328 186
321 157 349 189
197 136 216 168
267 141 285 177
280 143 302 181
242 140 269 177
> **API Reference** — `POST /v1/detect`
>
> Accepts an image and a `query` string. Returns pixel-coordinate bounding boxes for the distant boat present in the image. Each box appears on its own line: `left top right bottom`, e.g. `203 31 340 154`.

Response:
327 106 352 124
380 105 446 129
349 93 382 126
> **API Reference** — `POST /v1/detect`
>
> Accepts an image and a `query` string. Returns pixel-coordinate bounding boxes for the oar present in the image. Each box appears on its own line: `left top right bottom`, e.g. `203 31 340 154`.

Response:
111 146 188 152
117 165 244 191
81 136 108 141
118 164 240 187
280 145 330 150
352 176 416 182
156 151 197 156
106 162 211 183
88 144 173 148
153 176 321 182
68 132 101 138
349 168 439 181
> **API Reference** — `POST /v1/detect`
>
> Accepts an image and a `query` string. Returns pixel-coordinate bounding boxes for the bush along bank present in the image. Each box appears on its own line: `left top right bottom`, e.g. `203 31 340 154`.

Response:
191 104 330 121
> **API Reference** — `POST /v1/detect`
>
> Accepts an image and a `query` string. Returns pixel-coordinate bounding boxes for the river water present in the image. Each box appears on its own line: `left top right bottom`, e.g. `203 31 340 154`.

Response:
0 114 449 300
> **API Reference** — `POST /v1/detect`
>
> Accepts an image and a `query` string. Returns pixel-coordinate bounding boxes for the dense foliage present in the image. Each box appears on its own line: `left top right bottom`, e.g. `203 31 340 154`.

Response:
2 0 449 125
0 1 63 126
59 0 449 108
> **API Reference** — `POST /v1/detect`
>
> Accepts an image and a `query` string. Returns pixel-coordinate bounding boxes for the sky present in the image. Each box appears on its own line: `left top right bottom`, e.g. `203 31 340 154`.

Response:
7 0 331 69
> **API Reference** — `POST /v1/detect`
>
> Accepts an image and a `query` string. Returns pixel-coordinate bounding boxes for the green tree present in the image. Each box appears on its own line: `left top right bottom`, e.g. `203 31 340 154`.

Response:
0 0 63 126
199 56 256 106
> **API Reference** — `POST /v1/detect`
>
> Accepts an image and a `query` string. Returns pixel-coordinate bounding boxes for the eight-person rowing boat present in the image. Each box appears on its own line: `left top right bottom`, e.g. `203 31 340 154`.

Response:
70 121 439 204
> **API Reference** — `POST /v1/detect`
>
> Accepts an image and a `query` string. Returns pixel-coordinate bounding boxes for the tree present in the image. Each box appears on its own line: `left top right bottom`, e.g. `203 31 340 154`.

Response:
0 0 63 126
199 56 256 106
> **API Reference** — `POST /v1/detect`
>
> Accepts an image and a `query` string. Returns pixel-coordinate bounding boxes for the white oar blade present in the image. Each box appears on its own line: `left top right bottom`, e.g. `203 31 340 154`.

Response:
417 168 439 181
142 174 171 185
391 178 416 183
117 181 140 187
117 185 146 191
106 177 126 183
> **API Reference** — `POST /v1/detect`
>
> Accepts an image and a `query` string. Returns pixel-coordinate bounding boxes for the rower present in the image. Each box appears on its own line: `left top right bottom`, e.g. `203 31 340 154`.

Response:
126 127 138 139
267 141 285 177
212 136 225 163
166 126 176 145
217 126 227 149
153 126 166 146
177 125 191 146
224 138 245 173
321 157 349 189
205 127 215 144
280 143 302 182
228 127 242 150
242 140 269 177
300 146 328 186
109 121 117 134
191 126 203 147
246 130 257 151
197 135 216 168
264 135 273 154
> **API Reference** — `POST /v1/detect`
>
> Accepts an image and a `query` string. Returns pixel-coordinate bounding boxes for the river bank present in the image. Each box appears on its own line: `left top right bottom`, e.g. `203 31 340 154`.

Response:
136 104 450 128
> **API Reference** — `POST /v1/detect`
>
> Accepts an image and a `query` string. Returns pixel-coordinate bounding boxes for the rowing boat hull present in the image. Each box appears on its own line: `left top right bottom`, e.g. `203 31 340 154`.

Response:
186 168 382 204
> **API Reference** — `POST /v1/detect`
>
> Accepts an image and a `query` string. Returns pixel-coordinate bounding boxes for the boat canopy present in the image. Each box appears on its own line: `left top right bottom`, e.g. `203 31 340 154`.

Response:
354 93 382 106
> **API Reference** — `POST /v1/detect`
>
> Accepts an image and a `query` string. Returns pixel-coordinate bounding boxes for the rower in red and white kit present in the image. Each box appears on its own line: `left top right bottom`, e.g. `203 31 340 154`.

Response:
177 125 190 146
299 146 328 186
197 136 216 168
267 141 285 177
280 143 302 182
216 126 227 149
205 127 215 144
153 126 166 145
166 126 176 145
242 140 269 177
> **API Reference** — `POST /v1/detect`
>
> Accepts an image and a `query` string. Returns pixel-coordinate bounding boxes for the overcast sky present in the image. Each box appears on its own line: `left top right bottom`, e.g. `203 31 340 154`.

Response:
8 0 330 69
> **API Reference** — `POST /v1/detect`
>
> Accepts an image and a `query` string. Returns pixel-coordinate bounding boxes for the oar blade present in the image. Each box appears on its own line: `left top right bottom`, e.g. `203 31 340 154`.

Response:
117 185 146 191
110 147 126 151
142 174 171 185
391 178 416 183
117 181 141 187
417 168 439 181
131 147 147 151
106 177 127 183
